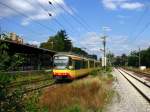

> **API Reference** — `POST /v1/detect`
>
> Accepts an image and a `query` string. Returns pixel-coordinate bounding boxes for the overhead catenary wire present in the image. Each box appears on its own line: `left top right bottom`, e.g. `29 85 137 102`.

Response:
50 0 100 46
0 16 47 36
119 2 150 53
129 5 149 42
133 21 150 42
0 1 56 33
51 0 91 32
57 0 101 40
63 1 94 31
35 0 65 30
48 1 75 32
52 0 102 40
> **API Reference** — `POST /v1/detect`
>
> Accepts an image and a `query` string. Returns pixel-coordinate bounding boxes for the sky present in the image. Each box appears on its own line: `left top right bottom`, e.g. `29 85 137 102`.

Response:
0 0 150 57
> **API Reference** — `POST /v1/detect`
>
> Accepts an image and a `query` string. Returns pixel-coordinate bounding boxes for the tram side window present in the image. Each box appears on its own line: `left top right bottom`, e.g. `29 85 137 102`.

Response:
69 58 72 66
96 62 98 67
82 60 88 68
75 60 81 70
90 61 94 68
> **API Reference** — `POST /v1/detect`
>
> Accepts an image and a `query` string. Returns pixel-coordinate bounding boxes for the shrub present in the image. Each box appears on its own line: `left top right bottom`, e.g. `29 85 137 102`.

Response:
90 70 98 76
0 72 25 112
39 78 112 112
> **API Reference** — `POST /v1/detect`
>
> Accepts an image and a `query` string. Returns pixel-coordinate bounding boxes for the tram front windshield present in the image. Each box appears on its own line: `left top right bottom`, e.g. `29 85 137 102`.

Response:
54 56 69 69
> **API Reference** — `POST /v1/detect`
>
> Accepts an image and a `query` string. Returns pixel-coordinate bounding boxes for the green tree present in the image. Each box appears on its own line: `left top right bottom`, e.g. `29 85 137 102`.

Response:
72 47 88 56
106 53 114 66
0 33 11 40
0 40 25 111
121 54 128 66
0 41 24 71
128 51 139 67
40 30 72 52
40 30 91 58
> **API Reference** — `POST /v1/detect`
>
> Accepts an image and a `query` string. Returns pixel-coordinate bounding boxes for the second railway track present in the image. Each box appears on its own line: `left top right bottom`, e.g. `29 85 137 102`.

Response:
116 68 150 103
22 80 56 94
5 77 56 95
6 77 53 89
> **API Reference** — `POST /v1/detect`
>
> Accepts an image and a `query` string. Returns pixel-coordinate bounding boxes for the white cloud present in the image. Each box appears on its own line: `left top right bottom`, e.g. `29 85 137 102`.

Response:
0 0 72 25
102 0 144 10
28 40 40 46
120 2 144 10
71 32 149 56
80 32 101 46
108 35 128 44
72 32 104 57
77 32 133 56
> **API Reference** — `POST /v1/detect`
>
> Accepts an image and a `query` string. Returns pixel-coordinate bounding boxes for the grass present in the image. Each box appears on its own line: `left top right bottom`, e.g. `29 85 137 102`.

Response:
38 68 114 112
0 70 53 112
19 67 114 112
12 71 52 82
0 70 52 85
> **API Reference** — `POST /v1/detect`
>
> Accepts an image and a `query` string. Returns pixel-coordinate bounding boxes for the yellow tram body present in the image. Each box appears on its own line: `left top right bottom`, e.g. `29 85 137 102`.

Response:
53 53 100 80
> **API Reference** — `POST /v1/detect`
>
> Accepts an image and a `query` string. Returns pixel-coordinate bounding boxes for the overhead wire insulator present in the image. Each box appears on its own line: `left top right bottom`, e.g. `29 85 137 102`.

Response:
48 1 52 5
48 13 52 17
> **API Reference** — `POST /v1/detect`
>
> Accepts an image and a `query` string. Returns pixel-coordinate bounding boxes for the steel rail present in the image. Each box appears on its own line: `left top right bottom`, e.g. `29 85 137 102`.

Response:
116 68 150 103
124 68 150 78
121 68 150 88
6 77 53 89
22 81 56 94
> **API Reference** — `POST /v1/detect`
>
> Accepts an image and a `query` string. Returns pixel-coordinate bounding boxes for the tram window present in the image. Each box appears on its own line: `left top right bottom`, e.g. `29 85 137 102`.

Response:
75 60 81 70
90 61 94 67
69 58 72 66
97 62 98 67
83 60 88 68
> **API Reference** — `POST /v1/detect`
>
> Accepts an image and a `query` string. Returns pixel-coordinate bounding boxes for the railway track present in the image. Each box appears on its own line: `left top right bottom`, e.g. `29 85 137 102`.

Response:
5 77 56 96
6 77 53 89
116 68 150 103
124 68 150 79
120 69 150 88
7 80 56 99
22 80 56 94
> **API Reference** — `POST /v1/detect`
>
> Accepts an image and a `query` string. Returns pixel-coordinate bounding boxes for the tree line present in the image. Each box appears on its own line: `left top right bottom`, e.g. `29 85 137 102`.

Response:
40 30 97 60
108 47 150 67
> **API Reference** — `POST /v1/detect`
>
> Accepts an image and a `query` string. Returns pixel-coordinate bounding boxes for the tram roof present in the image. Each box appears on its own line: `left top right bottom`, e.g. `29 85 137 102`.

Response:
55 52 98 61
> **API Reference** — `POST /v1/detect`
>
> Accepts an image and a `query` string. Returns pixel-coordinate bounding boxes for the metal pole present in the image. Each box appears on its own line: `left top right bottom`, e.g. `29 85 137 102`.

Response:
139 47 141 68
0 26 2 39
103 36 106 69
101 36 107 69
50 41 54 49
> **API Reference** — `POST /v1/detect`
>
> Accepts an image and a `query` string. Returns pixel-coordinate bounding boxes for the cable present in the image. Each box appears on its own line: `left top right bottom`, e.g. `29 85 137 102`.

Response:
0 16 46 36
35 0 65 30
64 1 94 31
50 0 100 44
49 1 75 31
0 1 56 32
58 1 101 39
51 0 90 32
133 21 150 42
129 5 149 42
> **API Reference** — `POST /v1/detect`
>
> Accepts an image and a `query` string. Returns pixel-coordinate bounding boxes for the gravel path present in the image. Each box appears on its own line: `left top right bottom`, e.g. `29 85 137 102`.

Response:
106 69 150 112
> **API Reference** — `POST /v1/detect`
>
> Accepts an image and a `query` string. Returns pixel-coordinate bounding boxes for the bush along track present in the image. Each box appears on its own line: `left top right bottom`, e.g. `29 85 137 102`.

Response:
0 71 53 112
37 67 115 112
0 67 114 112
0 72 25 112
